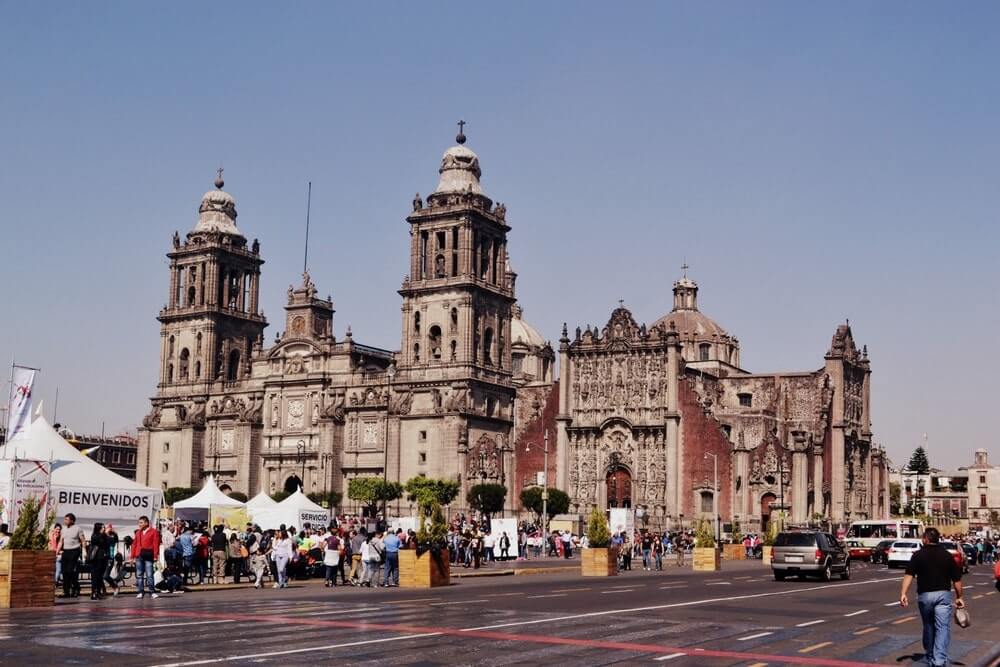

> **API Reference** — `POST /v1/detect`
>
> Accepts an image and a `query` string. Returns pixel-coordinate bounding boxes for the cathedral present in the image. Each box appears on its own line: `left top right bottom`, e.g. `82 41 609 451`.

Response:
137 126 889 530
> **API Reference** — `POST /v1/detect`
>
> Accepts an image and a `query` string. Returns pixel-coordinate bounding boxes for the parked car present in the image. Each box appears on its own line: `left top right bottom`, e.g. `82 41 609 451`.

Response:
845 540 874 562
940 541 968 574
771 531 850 581
872 539 895 564
961 543 977 564
886 540 921 568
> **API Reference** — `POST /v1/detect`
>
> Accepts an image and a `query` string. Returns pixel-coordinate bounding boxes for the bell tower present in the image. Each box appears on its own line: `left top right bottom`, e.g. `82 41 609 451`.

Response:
393 124 516 502
156 171 267 394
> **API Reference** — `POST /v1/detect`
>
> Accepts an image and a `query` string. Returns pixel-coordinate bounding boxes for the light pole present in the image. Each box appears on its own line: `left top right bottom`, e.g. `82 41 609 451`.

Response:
385 363 396 477
321 453 334 504
705 452 719 544
296 439 306 489
526 429 551 556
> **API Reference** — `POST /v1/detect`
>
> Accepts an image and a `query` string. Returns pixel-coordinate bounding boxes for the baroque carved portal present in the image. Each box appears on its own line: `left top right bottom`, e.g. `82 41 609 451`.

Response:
467 434 502 481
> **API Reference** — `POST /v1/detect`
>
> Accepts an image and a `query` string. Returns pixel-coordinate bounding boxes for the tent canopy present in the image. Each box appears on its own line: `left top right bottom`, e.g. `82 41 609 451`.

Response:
250 488 330 530
0 416 163 528
246 491 278 511
173 474 245 509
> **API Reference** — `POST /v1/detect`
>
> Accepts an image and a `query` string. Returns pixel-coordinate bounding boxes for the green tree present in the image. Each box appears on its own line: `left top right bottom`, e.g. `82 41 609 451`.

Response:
417 501 449 551
7 496 55 550
467 483 507 518
307 491 343 510
907 447 931 475
694 519 716 548
164 487 199 506
405 477 460 515
585 506 611 548
519 486 570 522
347 477 403 516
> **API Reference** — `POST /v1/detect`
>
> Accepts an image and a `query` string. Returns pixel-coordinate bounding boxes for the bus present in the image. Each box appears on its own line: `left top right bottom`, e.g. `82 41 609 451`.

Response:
846 519 924 548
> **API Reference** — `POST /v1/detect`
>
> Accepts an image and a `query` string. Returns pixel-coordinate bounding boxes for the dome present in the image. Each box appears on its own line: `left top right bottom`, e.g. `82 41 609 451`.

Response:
510 304 546 349
435 144 483 195
191 174 242 237
651 309 728 338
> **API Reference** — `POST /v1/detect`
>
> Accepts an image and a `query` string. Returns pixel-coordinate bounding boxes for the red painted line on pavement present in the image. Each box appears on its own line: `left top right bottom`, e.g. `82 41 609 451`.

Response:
86 606 875 667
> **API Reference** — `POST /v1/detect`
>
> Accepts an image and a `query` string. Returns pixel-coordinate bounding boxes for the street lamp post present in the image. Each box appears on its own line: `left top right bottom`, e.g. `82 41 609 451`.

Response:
526 429 551 557
705 452 719 544
297 439 306 489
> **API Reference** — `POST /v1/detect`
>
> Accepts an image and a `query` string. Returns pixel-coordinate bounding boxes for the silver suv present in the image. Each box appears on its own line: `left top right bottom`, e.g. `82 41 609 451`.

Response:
771 531 850 581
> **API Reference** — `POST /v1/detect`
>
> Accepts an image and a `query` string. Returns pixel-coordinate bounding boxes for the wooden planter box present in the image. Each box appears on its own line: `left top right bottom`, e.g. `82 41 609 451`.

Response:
692 547 721 571
581 547 619 577
722 544 746 561
0 550 56 609
398 548 450 588
762 546 774 565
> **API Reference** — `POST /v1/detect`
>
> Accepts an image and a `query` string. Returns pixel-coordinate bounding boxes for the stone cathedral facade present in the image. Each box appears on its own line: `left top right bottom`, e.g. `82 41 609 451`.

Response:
137 130 553 514
137 127 887 529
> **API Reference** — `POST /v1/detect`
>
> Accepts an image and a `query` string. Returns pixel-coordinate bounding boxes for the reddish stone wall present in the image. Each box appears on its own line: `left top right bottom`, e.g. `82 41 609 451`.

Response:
513 381 559 494
679 380 733 522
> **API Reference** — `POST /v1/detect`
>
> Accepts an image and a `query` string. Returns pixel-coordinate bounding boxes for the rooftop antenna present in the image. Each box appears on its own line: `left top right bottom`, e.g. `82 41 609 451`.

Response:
53 387 59 424
303 181 312 274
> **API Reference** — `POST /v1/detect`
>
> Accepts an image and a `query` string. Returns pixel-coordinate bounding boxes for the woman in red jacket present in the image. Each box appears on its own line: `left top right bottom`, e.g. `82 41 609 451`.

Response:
130 516 161 600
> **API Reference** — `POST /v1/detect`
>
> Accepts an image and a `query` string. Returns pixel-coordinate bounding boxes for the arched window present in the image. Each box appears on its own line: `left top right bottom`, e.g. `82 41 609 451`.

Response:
450 307 459 332
450 339 457 361
227 349 241 381
413 343 420 363
179 348 190 380
699 343 711 361
413 312 421 335
429 325 442 360
167 363 174 383
168 335 175 358
483 328 494 365
194 360 201 380
196 332 202 354
434 254 446 278
187 286 196 306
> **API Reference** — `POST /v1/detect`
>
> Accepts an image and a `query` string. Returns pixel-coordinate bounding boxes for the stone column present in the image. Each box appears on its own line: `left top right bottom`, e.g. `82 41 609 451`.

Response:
812 444 825 517
733 446 750 520
791 437 809 524
665 329 681 518
825 360 846 521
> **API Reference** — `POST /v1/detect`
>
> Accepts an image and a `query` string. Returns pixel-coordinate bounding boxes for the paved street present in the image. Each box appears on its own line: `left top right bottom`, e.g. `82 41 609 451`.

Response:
2 559 998 666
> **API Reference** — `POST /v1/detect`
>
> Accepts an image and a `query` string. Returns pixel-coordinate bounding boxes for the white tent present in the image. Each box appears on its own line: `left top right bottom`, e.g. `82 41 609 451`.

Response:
251 488 330 530
246 491 278 512
173 474 245 509
0 416 163 529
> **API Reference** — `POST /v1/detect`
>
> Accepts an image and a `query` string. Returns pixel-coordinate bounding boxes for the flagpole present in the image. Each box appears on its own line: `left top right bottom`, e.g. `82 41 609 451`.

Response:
4 357 13 435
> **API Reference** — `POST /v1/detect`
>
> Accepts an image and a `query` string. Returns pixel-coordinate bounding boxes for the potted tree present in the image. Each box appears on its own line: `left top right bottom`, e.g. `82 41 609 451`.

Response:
581 507 617 576
1 496 56 608
399 501 451 587
398 477 459 588
691 519 721 571
723 520 745 561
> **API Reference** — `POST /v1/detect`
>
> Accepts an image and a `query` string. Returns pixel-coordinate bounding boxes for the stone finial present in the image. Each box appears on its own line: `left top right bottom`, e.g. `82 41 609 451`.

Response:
215 166 225 189
456 119 467 145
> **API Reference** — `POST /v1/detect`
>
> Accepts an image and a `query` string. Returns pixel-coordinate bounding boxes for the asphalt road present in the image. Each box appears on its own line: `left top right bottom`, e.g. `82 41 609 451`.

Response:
2 559 998 666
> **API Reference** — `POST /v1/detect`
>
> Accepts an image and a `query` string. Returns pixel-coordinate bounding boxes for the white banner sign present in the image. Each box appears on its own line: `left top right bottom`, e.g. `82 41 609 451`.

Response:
7 367 36 441
489 518 518 559
298 509 330 528
0 459 52 530
609 508 634 537
54 485 162 522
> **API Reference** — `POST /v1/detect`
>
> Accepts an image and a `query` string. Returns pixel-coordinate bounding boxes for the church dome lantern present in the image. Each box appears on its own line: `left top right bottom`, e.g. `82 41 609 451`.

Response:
191 169 243 239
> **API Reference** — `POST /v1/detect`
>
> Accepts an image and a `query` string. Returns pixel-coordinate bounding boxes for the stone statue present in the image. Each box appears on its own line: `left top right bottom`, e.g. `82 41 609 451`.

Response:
412 193 423 211
172 231 180 249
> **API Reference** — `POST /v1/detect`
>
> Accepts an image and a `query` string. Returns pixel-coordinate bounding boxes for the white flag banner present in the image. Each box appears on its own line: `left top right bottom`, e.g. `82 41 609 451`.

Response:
8 366 36 441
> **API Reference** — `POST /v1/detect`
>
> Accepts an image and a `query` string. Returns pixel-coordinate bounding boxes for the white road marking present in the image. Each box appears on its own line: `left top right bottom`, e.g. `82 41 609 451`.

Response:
459 576 902 632
149 633 443 667
795 619 825 627
737 631 773 641
135 619 237 629
844 609 869 617
297 608 375 617
527 594 567 599
601 589 634 594
654 652 687 661
429 599 490 606
659 585 688 589
884 601 900 607
706 582 732 586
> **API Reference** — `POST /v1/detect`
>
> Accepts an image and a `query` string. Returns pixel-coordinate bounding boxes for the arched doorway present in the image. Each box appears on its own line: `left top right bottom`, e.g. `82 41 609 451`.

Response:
284 474 303 494
606 467 632 509
760 492 777 533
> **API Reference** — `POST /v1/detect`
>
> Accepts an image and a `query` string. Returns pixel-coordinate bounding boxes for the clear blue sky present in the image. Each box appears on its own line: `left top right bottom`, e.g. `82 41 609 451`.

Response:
2 3 997 468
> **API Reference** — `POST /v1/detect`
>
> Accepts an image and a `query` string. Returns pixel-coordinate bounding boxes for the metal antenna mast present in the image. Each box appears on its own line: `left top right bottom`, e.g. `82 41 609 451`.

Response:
303 181 312 274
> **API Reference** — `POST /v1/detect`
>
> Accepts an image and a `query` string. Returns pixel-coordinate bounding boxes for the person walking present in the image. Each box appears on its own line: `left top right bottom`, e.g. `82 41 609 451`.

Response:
272 529 293 589
58 513 87 598
383 529 401 587
323 530 341 587
900 527 965 667
349 529 365 585
227 533 245 584
48 524 62 587
499 532 511 560
130 515 161 600
87 523 109 600
361 534 380 587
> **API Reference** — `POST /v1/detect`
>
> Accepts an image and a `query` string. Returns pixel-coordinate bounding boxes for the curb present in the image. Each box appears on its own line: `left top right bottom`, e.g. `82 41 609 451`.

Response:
975 642 1000 667
514 566 579 576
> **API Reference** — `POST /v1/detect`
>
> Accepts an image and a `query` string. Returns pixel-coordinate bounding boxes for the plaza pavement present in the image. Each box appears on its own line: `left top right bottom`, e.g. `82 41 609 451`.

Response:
3 557 998 666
